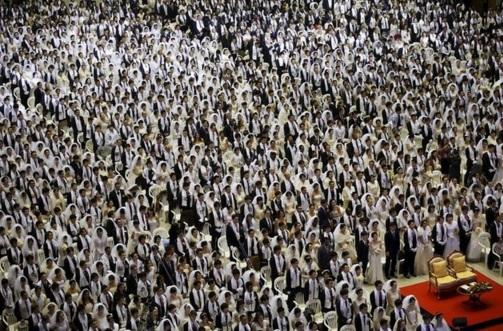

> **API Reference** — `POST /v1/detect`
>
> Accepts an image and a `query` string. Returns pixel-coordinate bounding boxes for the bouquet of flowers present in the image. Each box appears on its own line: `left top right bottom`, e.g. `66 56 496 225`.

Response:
469 282 492 294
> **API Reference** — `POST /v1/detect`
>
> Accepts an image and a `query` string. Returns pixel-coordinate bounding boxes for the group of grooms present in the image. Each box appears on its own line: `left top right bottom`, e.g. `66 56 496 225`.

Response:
0 0 502 330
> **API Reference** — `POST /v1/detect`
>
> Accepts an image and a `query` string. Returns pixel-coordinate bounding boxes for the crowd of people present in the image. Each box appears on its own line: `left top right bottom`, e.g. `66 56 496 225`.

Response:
0 0 502 330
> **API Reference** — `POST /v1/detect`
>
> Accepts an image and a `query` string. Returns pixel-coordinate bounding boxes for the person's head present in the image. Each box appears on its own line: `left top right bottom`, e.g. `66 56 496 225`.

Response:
361 231 369 241
408 219 415 228
375 280 383 290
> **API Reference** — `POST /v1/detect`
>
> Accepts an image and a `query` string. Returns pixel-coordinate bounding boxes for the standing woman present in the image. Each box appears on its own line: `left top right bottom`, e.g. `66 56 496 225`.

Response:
467 207 484 261
384 280 401 315
365 232 384 284
443 214 460 258
48 310 70 331
403 295 421 331
414 220 433 275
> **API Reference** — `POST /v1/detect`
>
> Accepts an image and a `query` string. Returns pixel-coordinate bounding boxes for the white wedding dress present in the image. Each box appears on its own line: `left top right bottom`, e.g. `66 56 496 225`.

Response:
414 226 433 275
443 221 460 258
365 240 385 284
492 144 503 184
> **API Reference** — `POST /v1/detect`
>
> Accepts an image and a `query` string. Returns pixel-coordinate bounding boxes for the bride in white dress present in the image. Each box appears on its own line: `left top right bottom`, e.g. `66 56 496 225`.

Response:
443 216 460 258
403 295 422 331
365 231 385 284
414 220 434 275
492 143 503 184
467 208 486 261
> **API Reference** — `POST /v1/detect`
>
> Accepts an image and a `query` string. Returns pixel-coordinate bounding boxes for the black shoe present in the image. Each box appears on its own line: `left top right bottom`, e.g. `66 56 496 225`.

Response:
404 275 410 279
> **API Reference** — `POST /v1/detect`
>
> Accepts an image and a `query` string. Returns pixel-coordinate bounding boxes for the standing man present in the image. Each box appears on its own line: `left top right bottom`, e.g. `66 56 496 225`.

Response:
178 182 195 226
336 288 353 329
354 303 372 331
384 222 400 278
482 144 497 182
458 206 473 255
432 216 447 257
357 231 370 274
404 220 418 278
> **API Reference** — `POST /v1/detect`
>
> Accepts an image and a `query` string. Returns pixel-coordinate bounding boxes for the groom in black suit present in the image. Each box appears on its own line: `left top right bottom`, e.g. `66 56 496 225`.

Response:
482 144 498 181
403 220 418 278
384 222 400 278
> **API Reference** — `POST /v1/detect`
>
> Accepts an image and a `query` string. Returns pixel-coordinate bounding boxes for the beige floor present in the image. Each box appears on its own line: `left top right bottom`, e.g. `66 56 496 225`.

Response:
360 261 503 295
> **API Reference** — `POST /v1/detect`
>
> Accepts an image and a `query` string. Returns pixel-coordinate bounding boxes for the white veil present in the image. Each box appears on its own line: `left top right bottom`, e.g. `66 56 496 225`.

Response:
270 294 288 320
403 294 420 311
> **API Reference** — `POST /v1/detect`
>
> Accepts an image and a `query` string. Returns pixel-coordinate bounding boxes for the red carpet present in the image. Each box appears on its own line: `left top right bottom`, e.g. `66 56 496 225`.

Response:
401 272 503 328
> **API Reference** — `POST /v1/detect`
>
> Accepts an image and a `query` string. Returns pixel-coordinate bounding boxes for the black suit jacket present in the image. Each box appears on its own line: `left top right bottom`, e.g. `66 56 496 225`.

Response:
215 311 232 329
389 308 406 329
225 224 243 250
7 248 23 265
126 274 138 295
486 207 498 230
158 259 176 286
285 267 302 291
356 240 369 264
317 207 330 229
385 230 401 255
490 222 502 244
63 256 77 280
355 312 372 331
14 299 31 321
317 245 331 271
482 152 497 179
73 313 91 331
269 254 286 279
259 217 274 235
23 264 40 287
403 229 417 253
189 289 205 311
369 290 387 313
336 297 353 323
108 189 125 209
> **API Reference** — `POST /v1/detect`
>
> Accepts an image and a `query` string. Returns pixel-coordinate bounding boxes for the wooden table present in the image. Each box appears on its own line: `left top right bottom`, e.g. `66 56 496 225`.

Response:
457 282 493 306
